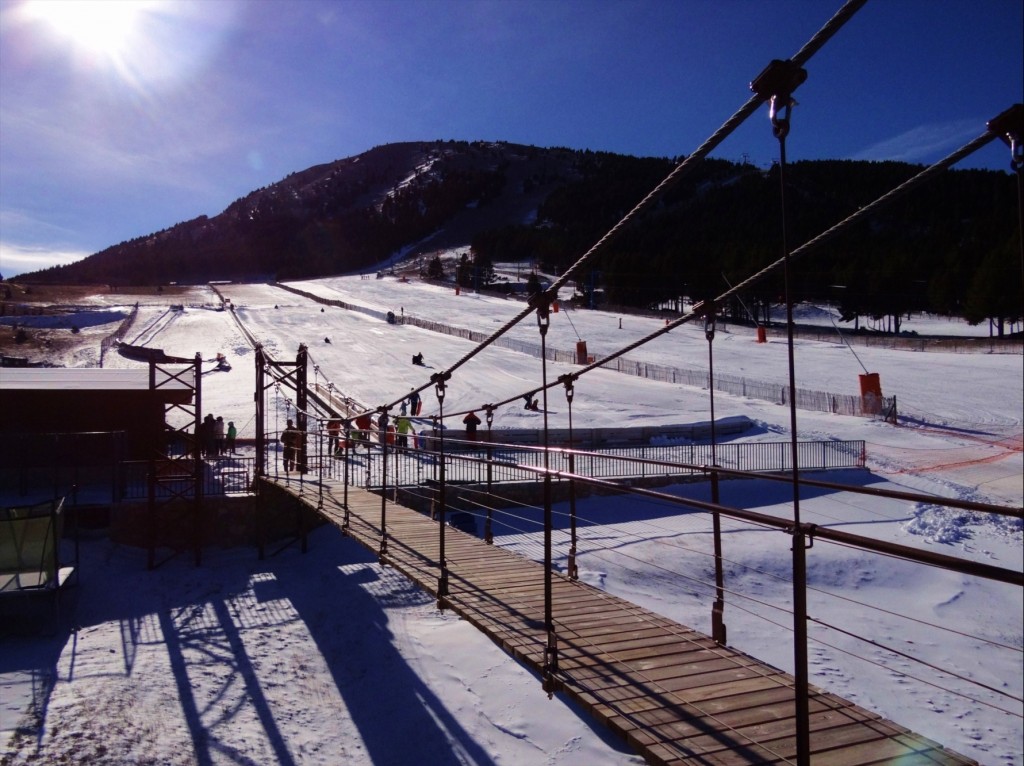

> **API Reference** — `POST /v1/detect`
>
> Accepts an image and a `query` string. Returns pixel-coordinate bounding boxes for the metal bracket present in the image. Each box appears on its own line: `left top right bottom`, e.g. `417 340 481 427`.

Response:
560 373 576 403
788 522 817 550
750 59 807 140
987 103 1024 171
431 371 450 403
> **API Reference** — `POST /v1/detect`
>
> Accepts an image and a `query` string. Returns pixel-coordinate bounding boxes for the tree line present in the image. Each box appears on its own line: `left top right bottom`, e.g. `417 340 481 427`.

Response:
471 155 1021 335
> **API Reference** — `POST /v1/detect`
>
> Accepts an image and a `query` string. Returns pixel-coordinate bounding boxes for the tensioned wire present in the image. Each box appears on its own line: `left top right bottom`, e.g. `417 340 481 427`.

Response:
249 0 1016 730
259 127 1001 432
322 0 872 418
401 122 1001 428
518 130 1002 418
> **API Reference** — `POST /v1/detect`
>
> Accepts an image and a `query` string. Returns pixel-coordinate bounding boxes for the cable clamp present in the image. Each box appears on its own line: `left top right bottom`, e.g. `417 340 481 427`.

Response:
704 314 716 342
559 373 576 402
787 522 817 550
750 59 807 139
431 371 450 403
986 103 1024 171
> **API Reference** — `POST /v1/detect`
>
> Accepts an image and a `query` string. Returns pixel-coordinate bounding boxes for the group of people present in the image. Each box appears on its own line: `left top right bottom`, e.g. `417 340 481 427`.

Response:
345 410 417 452
275 350 519 463
200 413 237 457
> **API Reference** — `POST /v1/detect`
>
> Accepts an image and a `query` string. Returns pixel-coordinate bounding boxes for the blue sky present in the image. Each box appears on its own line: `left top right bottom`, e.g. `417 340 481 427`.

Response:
1 0 1021 279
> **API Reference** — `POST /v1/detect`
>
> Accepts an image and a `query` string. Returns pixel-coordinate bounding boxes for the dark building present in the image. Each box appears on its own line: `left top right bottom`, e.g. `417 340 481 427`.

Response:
0 368 193 464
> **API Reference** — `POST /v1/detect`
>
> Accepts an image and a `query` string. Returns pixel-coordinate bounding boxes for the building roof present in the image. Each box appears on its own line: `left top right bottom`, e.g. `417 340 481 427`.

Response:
0 367 192 392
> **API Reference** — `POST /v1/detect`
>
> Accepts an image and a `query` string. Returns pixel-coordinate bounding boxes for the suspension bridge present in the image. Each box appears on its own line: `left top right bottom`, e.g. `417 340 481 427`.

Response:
268 471 998 766
129 0 1024 762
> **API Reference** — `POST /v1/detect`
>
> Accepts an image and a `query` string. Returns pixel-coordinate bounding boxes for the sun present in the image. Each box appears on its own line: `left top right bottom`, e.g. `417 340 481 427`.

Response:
22 0 150 59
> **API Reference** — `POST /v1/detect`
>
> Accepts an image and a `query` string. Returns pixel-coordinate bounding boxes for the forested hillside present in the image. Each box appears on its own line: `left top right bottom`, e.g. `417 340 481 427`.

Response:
15 140 1021 333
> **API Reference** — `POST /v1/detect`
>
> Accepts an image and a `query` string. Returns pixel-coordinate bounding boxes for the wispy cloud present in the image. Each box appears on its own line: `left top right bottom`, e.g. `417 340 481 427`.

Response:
851 120 982 164
0 241 91 279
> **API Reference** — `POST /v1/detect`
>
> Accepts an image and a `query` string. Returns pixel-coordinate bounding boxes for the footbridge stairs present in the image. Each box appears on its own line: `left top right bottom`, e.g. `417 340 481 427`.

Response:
265 477 975 766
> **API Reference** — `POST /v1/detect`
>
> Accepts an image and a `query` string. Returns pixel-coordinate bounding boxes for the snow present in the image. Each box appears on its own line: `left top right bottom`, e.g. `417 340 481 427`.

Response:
2 271 1021 765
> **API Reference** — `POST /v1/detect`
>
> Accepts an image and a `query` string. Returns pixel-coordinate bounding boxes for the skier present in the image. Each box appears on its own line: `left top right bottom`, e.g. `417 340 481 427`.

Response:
412 352 424 366
408 389 421 416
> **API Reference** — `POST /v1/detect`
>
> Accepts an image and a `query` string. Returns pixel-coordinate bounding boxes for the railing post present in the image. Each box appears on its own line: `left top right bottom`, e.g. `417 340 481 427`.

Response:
432 374 451 606
791 522 813 766
710 469 727 645
378 407 389 560
342 423 351 531
561 375 579 580
193 353 203 566
484 406 494 544
535 296 559 695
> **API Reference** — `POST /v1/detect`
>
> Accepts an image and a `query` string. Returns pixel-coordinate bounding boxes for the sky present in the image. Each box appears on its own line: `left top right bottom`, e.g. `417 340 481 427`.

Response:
0 0 1022 279
1 277 1021 764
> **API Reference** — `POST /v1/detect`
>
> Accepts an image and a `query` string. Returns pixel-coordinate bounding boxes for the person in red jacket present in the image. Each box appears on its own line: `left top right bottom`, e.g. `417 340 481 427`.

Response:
463 411 481 441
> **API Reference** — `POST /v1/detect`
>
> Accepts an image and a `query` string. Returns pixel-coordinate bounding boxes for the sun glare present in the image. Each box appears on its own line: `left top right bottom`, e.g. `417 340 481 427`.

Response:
23 0 148 58
15 0 236 92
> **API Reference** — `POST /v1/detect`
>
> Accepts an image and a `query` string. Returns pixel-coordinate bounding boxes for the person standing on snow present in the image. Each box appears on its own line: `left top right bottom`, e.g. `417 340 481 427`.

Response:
327 417 342 454
354 412 373 446
214 416 225 456
280 419 301 473
201 413 216 457
463 411 481 442
226 421 237 453
396 415 412 448
408 389 421 416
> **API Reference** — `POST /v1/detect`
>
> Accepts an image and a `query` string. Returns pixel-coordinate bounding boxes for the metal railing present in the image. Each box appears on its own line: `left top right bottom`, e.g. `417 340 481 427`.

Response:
264 429 864 489
120 457 255 500
266 427 1021 766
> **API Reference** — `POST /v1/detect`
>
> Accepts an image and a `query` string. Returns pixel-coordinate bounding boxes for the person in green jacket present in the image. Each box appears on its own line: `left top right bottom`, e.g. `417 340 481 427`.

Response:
396 415 412 448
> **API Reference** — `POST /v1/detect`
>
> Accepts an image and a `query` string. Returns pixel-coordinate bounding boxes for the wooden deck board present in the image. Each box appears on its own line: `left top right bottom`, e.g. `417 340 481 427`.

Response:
269 479 976 766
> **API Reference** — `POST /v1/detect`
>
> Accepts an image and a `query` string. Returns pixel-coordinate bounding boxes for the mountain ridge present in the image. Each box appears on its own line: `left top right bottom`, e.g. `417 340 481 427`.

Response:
12 140 1020 332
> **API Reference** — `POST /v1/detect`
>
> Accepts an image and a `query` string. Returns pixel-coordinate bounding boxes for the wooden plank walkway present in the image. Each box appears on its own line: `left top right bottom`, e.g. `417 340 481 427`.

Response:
271 478 975 766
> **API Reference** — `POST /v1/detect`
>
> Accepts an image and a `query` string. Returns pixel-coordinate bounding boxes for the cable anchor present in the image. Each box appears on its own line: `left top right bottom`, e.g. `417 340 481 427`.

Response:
788 522 817 550
704 314 716 342
534 295 551 337
750 59 807 139
431 371 450 404
559 373 576 403
987 103 1024 171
